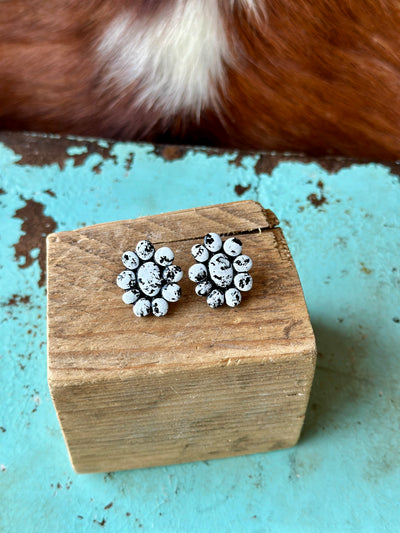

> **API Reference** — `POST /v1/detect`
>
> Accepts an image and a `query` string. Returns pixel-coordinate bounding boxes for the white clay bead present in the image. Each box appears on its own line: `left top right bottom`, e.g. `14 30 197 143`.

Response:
195 281 213 297
163 265 183 283
122 250 140 270
207 289 225 308
204 232 222 253
188 263 208 283
122 289 141 305
154 246 174 266
152 297 169 317
223 237 243 257
233 254 253 272
234 273 253 292
191 244 209 262
225 287 242 307
116 270 136 289
162 283 182 302
209 253 234 288
136 240 155 260
137 262 162 297
133 298 151 317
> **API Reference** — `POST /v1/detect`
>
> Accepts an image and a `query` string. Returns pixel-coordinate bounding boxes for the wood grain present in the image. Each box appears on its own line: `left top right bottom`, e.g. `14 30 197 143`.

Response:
47 200 316 473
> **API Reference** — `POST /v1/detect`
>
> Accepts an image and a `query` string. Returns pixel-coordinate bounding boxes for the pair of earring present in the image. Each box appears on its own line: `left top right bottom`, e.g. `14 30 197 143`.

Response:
116 233 253 317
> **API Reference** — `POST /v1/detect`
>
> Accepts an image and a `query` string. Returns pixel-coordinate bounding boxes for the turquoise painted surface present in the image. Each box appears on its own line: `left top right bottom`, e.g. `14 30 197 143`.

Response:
0 136 399 532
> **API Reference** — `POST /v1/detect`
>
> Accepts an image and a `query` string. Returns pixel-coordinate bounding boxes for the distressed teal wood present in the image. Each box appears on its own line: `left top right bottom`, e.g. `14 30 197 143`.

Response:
0 134 399 532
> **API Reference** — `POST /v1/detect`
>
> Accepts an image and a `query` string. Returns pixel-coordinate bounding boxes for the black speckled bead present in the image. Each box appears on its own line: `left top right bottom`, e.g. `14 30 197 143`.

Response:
188 263 208 283
161 283 182 302
122 250 140 270
151 298 168 317
116 270 136 290
207 289 225 308
204 232 223 253
133 298 151 317
195 281 213 297
122 288 141 305
234 273 253 292
137 262 162 297
223 237 243 257
225 288 242 307
208 253 233 288
154 246 174 267
191 243 210 262
136 240 155 261
163 264 183 283
233 254 253 273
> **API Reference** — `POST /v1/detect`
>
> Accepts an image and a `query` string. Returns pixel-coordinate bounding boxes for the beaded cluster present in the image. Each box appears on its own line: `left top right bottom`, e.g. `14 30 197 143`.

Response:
116 240 182 317
188 233 253 308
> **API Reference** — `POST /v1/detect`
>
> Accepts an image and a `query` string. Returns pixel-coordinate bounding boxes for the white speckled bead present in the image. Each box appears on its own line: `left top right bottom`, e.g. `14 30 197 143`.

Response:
233 254 253 272
122 289 141 305
163 264 183 283
152 297 169 317
133 298 151 317
223 237 243 257
195 281 213 297
207 289 225 308
121 250 140 270
191 244 209 262
137 262 162 297
208 253 234 288
204 232 223 253
116 269 136 289
225 287 242 307
234 273 253 292
161 283 182 302
188 263 208 283
154 246 174 267
136 240 155 260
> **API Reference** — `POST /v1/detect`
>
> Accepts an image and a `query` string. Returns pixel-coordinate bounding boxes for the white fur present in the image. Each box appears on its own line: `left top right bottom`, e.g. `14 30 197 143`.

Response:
235 0 262 15
98 0 230 118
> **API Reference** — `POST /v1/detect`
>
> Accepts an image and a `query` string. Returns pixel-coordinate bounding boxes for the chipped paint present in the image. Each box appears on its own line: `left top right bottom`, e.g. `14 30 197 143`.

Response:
254 151 400 178
307 192 327 208
234 184 251 196
0 132 399 533
2 294 31 306
0 132 117 171
13 199 57 287
152 145 188 161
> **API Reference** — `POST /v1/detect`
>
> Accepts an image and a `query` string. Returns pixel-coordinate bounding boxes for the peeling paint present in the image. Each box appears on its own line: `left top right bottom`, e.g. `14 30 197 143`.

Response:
254 151 400 178
234 184 251 196
152 144 188 161
307 192 327 208
2 294 31 306
0 132 117 170
228 153 247 168
13 198 57 287
124 152 134 172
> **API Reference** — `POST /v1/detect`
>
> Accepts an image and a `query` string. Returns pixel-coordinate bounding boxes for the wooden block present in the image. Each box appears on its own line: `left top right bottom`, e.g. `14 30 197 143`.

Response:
47 200 316 473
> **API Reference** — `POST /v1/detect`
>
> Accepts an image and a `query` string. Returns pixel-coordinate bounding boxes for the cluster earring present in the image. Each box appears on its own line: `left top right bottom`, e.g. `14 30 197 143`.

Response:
116 240 182 317
188 233 253 308
117 234 253 316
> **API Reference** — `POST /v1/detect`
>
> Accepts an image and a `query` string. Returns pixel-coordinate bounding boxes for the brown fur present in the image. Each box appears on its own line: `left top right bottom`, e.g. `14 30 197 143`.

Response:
1 1 400 159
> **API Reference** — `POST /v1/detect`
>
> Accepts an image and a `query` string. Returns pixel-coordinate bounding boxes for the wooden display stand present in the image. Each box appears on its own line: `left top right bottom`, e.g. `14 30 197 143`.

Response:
47 200 316 473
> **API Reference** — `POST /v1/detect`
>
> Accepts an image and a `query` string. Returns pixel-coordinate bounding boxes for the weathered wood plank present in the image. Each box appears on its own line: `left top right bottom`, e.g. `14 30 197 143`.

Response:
47 200 316 472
